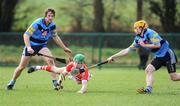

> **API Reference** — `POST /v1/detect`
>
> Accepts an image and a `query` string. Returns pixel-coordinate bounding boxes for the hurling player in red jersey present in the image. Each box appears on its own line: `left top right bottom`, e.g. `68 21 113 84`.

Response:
28 54 91 94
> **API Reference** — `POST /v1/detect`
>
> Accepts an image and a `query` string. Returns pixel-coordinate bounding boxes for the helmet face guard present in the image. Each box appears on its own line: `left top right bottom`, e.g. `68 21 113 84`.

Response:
134 20 148 36
73 54 85 63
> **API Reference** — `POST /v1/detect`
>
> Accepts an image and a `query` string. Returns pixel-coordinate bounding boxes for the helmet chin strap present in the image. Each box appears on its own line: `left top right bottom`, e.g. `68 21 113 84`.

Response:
136 23 146 37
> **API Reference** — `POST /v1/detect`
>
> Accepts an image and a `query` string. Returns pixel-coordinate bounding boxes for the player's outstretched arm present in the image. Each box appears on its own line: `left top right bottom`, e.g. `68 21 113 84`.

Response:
107 48 130 62
77 80 88 94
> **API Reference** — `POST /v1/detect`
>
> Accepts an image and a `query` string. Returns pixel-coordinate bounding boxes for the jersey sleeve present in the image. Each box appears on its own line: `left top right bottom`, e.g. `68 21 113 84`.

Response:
25 22 38 36
128 39 140 51
66 62 74 72
149 32 161 45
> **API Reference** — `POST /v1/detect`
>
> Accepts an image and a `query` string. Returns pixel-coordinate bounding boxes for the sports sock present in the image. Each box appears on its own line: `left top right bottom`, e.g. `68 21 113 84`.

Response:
35 66 41 70
145 86 152 93
8 80 16 85
40 65 53 72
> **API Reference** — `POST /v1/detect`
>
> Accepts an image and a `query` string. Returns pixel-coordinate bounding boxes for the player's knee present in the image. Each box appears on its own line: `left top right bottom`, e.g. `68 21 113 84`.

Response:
145 67 150 73
170 73 178 81
145 64 154 74
170 76 177 81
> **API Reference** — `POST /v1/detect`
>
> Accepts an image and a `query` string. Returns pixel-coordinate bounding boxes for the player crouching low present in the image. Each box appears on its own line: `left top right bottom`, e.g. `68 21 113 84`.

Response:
28 54 91 94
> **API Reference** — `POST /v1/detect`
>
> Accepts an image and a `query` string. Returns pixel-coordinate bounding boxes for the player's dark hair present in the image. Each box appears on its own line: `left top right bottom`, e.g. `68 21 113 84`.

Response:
44 8 55 17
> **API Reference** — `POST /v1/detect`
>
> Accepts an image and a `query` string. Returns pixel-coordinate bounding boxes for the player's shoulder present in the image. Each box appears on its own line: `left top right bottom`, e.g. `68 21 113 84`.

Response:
146 28 158 34
146 28 159 37
66 62 74 71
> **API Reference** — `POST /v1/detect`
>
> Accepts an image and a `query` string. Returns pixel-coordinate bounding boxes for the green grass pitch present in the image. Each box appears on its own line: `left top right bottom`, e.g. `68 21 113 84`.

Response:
0 67 180 106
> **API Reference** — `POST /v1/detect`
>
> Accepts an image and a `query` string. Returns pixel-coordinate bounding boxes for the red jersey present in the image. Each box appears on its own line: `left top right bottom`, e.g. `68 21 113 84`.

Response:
66 62 90 81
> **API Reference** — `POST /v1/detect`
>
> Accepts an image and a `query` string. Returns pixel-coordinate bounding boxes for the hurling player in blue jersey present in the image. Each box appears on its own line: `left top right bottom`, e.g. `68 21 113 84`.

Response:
107 20 180 94
7 8 72 90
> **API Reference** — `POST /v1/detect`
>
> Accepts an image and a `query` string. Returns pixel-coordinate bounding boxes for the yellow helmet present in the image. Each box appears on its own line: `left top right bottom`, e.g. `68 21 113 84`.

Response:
134 20 148 29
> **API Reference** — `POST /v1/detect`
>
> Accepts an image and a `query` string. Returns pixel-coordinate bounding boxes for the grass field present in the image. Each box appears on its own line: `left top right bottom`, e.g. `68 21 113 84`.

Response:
0 67 180 106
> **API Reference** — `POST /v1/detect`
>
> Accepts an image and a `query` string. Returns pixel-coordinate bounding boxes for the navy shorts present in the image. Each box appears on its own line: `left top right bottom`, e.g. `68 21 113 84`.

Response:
23 45 46 56
151 49 178 73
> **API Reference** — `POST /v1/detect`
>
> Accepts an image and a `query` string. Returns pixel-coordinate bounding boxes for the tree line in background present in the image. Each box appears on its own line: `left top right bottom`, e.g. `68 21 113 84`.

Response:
0 0 179 32
0 0 18 32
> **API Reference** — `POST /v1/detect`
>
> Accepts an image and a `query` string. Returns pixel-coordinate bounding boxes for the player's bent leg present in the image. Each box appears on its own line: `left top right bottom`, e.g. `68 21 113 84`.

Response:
39 47 59 90
7 55 31 90
28 65 53 73
145 64 155 87
166 63 180 81
28 66 38 73
52 66 66 74
39 47 55 65
137 64 155 94
144 64 155 93
28 65 65 74
35 65 65 90
56 74 66 90
169 73 180 81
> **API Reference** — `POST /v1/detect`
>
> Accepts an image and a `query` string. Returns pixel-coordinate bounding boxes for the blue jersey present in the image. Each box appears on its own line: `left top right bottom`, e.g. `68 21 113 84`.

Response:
25 18 57 46
129 28 169 58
